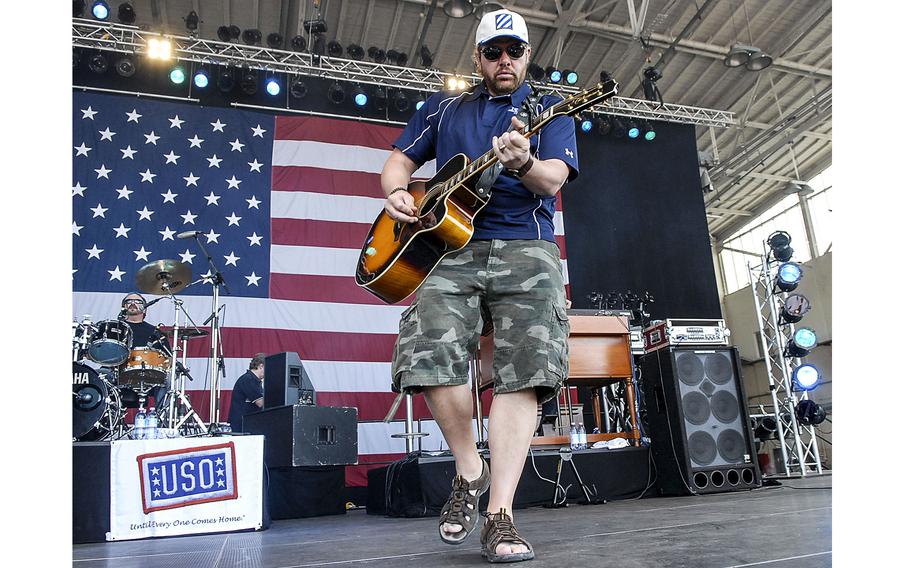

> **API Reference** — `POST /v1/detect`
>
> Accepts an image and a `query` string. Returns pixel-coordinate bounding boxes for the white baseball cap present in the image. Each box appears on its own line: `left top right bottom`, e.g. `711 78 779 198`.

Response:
475 9 530 46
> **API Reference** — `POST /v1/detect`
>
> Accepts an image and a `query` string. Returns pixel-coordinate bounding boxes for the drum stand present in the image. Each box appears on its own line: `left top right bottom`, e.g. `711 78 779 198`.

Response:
159 290 207 434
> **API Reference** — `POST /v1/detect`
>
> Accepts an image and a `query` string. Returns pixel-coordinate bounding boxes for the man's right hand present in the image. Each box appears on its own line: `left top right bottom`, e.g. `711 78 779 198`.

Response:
385 188 419 223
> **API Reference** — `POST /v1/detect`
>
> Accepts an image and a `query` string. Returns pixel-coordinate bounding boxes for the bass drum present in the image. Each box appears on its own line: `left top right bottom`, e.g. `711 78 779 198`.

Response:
73 362 123 441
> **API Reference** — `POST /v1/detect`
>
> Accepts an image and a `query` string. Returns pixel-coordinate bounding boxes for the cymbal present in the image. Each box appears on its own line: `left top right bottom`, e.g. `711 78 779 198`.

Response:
135 259 192 295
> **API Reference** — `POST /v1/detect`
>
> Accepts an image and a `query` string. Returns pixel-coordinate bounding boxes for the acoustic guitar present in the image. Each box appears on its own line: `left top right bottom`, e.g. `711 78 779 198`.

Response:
354 80 619 304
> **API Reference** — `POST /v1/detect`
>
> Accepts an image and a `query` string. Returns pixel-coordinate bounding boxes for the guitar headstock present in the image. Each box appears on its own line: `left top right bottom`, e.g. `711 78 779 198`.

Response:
551 79 619 117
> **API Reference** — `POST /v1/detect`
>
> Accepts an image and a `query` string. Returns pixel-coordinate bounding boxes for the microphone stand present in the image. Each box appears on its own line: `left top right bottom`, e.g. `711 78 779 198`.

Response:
190 233 231 432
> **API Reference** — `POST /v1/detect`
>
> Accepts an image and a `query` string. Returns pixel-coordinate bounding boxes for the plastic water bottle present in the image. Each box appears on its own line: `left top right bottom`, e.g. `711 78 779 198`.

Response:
578 423 588 449
147 407 159 440
134 408 147 440
569 423 580 450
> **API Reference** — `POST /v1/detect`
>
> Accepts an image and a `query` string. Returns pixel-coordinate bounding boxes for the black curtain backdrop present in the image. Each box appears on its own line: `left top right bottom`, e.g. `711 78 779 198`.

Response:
565 121 721 320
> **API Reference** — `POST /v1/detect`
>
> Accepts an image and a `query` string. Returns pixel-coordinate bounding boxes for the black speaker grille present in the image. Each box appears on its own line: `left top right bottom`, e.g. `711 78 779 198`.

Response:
710 390 739 423
677 353 704 386
682 392 710 425
705 353 733 385
688 431 717 466
717 429 746 462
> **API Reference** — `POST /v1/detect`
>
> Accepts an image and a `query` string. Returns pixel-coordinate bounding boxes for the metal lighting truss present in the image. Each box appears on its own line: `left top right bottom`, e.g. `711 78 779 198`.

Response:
72 18 735 129
747 244 823 478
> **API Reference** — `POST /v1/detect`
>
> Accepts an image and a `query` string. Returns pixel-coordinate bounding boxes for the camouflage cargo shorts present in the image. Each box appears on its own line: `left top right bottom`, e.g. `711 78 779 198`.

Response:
391 239 569 404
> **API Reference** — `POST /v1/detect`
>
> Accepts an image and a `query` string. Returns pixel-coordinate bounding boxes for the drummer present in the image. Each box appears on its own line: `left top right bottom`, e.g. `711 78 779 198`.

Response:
120 293 169 406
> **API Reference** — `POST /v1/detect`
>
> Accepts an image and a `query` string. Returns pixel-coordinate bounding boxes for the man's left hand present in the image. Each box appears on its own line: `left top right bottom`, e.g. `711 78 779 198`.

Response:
492 116 530 169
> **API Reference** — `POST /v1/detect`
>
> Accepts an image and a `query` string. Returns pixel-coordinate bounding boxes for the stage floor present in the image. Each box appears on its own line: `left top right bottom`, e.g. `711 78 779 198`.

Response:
73 474 831 567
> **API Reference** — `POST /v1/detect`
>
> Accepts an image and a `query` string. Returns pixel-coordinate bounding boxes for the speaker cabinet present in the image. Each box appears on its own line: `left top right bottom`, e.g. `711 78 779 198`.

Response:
264 352 316 409
640 346 760 495
242 404 358 467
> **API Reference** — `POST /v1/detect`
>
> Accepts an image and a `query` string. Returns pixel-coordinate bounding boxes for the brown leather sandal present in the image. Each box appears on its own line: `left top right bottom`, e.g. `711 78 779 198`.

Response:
480 509 535 563
438 458 490 545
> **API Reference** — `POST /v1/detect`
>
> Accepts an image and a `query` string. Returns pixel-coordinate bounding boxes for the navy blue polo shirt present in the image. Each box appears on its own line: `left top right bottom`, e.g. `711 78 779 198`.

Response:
393 81 578 242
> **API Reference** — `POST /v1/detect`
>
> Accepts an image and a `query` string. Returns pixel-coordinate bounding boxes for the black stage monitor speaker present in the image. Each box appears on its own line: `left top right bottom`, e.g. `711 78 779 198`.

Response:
265 352 316 408
640 346 761 495
242 404 359 467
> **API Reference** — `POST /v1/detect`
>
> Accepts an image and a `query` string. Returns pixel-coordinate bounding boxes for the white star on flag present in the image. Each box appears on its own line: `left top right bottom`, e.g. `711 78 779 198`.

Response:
133 246 151 261
204 229 221 243
226 175 241 189
211 119 226 132
125 109 142 123
108 266 126 281
179 249 196 264
246 195 261 209
144 131 160 145
181 210 198 224
161 189 178 203
224 251 240 266
245 272 262 286
72 221 83 236
229 138 245 152
86 244 104 259
204 191 221 206
207 154 223 168
140 169 157 183
120 145 137 159
201 269 214 283
99 127 116 141
94 164 112 179
188 135 204 148
163 150 181 164
74 143 92 157
81 106 98 120
116 185 133 199
73 182 87 197
159 226 176 241
183 172 200 187
168 115 185 129
248 159 263 172
137 206 154 221
90 203 108 218
113 223 131 238
226 212 242 226
251 124 266 137
247 232 263 246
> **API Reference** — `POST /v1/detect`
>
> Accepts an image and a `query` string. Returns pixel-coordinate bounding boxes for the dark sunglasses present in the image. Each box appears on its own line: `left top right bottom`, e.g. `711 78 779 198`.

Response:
480 43 527 62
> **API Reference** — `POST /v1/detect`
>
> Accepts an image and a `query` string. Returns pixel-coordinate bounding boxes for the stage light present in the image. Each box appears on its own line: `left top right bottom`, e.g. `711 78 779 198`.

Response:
596 116 612 136
347 43 365 60
290 76 307 99
74 0 86 18
92 1 110 20
642 121 656 141
352 85 368 107
792 364 821 391
724 44 773 71
115 54 136 77
395 50 409 66
313 36 326 56
117 3 135 24
217 67 235 92
443 0 474 18
193 68 209 88
795 400 827 426
89 52 109 74
147 38 172 60
528 63 545 82
599 70 613 84
327 40 344 57
242 29 262 45
627 119 641 139
419 45 434 67
291 35 307 52
391 90 410 112
775 262 802 292
265 77 281 96
373 86 388 111
446 76 468 90
414 93 426 110
642 66 663 103
767 231 793 262
185 11 199 32
563 69 578 85
610 117 626 139
786 328 818 358
218 25 241 42
368 46 386 63
780 293 811 324
753 416 778 441
303 18 328 34
546 67 562 83
724 44 751 68
328 82 346 104
169 66 186 84
240 71 258 95
579 115 593 133
267 33 283 48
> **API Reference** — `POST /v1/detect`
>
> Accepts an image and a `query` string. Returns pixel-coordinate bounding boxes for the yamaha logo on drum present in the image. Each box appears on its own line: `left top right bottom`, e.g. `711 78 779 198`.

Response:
73 371 91 384
136 442 239 514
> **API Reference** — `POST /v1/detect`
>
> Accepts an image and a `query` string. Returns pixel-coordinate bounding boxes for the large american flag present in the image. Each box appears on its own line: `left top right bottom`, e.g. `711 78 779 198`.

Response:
72 91 571 487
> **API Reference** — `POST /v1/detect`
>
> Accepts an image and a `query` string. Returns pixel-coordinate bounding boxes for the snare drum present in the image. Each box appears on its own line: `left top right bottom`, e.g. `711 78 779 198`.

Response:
87 320 133 365
119 347 171 387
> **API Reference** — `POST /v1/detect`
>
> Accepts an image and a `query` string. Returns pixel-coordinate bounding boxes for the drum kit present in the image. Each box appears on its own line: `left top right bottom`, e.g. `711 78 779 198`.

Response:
72 257 226 441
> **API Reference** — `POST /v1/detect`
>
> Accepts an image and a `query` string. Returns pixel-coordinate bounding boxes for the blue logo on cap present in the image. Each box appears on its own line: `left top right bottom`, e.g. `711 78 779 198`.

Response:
495 14 513 30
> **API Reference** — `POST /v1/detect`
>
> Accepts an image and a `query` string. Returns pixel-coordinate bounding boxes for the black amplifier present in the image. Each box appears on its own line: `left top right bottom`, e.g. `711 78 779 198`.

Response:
242 404 358 467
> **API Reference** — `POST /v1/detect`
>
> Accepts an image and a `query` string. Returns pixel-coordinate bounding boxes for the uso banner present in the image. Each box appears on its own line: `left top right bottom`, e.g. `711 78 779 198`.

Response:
108 436 264 541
